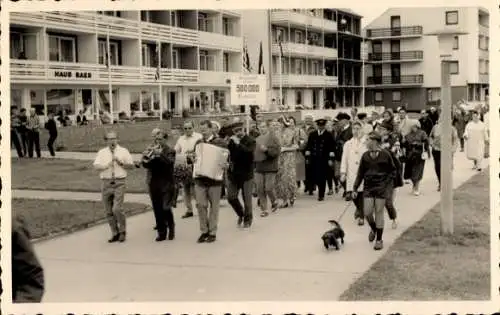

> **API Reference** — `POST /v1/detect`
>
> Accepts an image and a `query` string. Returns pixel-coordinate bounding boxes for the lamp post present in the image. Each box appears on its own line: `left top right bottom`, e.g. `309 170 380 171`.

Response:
425 30 467 235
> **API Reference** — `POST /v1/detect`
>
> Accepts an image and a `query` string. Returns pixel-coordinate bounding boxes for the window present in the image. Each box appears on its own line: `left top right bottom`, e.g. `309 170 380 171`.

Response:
449 61 459 74
294 59 304 74
98 40 119 65
47 89 76 115
485 60 489 74
294 30 304 44
198 13 214 32
170 11 179 26
172 49 179 69
48 35 76 62
311 60 320 75
445 11 458 25
295 90 302 105
10 32 38 60
129 92 140 111
453 36 459 49
140 11 151 22
98 11 120 17
478 35 488 50
392 91 401 102
223 52 229 72
374 91 383 102
141 44 150 67
223 18 233 36
199 50 215 71
426 88 440 103
276 27 286 42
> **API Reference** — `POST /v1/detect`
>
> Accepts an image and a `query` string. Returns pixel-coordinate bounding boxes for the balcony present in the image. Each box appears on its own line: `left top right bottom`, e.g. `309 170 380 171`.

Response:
272 42 337 60
272 74 338 87
199 71 240 86
198 31 242 52
366 26 423 39
271 10 337 33
140 21 199 46
368 51 423 63
366 75 423 87
10 59 199 85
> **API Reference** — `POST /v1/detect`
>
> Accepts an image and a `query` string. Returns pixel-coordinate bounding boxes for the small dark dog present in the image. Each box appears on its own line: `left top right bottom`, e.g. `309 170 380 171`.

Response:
321 220 345 250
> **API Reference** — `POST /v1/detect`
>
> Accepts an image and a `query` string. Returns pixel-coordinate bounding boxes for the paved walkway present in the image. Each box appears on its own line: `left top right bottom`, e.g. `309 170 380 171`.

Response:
16 152 487 302
11 149 142 161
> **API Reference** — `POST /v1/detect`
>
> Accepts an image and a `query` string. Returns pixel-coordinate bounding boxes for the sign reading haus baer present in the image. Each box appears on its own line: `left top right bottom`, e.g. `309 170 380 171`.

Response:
52 71 94 79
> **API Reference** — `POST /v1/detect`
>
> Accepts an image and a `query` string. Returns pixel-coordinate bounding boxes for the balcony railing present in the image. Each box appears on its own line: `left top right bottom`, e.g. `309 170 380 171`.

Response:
270 10 337 33
198 31 242 51
272 74 338 87
367 75 423 86
140 21 199 46
10 59 199 84
368 51 423 62
272 42 338 59
366 26 423 38
199 70 240 86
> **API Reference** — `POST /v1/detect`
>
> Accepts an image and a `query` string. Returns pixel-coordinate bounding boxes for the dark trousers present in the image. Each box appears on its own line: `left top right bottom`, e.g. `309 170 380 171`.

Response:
326 168 333 191
11 129 24 157
47 133 57 156
27 130 41 158
149 190 175 236
316 176 327 199
304 163 315 193
432 150 441 184
385 188 397 220
19 130 28 155
459 137 464 150
227 178 253 224
353 193 364 218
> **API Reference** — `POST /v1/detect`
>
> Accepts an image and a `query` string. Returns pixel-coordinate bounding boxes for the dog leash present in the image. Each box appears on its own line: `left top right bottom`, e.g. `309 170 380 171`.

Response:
335 201 352 223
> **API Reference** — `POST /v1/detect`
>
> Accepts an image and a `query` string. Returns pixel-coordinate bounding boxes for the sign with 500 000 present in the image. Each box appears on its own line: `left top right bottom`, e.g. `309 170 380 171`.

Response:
230 75 267 106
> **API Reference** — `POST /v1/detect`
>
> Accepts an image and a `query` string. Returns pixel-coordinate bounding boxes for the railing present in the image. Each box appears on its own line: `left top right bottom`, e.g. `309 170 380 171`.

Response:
272 42 338 59
270 10 337 32
368 51 423 62
366 26 423 38
272 74 338 87
367 75 424 85
140 21 199 46
198 31 242 51
10 59 199 84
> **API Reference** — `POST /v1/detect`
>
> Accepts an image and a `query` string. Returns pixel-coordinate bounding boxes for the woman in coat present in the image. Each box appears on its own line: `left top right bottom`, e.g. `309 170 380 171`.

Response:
340 121 368 226
403 120 430 196
464 110 489 171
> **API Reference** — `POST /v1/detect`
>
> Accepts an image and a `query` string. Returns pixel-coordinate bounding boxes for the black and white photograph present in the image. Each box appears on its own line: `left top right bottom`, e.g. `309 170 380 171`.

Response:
1 0 496 313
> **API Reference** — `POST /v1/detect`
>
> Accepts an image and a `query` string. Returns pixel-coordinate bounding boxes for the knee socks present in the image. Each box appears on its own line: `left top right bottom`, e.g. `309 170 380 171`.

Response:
376 228 384 241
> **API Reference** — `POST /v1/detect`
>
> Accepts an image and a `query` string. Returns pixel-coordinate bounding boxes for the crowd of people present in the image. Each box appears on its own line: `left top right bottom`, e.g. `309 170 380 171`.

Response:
90 104 489 252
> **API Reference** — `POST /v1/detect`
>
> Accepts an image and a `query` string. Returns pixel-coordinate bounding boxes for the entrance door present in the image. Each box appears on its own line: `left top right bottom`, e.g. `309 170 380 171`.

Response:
390 40 400 61
390 16 401 36
169 91 177 112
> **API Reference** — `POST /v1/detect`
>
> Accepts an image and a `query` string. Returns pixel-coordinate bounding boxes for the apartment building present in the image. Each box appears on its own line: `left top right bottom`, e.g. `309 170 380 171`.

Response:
364 7 489 111
9 10 243 119
242 8 364 110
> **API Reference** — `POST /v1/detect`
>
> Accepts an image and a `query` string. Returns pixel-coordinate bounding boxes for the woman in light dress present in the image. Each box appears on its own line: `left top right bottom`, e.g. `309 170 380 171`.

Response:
464 110 489 171
275 116 299 208
289 116 307 190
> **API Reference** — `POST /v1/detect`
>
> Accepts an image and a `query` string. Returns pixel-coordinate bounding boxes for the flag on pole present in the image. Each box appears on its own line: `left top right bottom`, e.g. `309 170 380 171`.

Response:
105 27 111 69
258 41 265 74
155 41 161 81
277 30 284 59
242 39 251 73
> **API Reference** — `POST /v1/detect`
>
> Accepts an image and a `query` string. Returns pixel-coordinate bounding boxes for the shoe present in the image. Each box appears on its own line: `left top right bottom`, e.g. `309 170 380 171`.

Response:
308 191 313 196
108 234 120 243
182 212 194 219
437 185 441 192
413 190 420 196
167 226 175 240
357 218 364 226
205 234 216 243
118 232 126 242
290 198 295 207
327 190 334 195
318 197 324 201
197 233 209 243
237 216 243 226
153 226 157 230
368 230 375 242
392 220 397 229
477 168 482 171
374 240 384 250
271 203 279 212
260 211 269 217
280 202 289 208
243 221 251 228
155 234 167 242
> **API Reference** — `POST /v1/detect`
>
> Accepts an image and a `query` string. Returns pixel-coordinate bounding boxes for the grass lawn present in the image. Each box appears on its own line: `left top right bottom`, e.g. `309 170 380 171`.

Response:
12 158 148 193
340 170 490 301
12 198 151 240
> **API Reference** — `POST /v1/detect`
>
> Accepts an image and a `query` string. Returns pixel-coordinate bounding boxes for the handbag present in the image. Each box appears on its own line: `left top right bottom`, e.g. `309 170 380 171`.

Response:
421 144 428 160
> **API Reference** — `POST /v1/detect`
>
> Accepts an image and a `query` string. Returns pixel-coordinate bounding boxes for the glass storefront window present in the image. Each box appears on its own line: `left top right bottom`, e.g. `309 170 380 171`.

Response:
47 89 75 116
130 92 140 112
141 90 152 112
11 89 23 108
30 90 45 115
153 92 160 110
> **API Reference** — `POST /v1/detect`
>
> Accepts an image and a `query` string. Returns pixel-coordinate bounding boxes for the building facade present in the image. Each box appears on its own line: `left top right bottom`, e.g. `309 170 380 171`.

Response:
242 8 364 110
364 7 489 111
10 10 243 119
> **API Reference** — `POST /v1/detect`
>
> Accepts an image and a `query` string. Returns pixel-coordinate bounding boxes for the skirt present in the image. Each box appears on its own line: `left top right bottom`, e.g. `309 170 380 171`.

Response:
403 157 425 183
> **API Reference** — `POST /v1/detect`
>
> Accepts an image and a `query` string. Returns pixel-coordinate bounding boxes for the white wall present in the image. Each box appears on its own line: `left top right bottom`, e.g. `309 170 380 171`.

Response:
78 34 97 63
122 39 140 66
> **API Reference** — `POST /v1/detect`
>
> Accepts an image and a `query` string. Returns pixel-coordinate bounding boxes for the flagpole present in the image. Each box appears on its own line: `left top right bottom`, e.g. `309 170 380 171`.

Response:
157 41 163 121
106 26 113 123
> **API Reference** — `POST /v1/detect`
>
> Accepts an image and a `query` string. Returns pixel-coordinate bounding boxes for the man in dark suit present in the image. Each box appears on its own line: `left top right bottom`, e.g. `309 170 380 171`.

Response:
333 112 353 195
305 118 336 201
227 121 256 228
141 128 177 242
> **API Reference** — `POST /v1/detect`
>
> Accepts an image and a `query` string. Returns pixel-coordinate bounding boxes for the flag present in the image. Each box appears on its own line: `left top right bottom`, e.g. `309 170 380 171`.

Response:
258 41 265 74
242 39 251 73
155 42 161 81
277 31 284 59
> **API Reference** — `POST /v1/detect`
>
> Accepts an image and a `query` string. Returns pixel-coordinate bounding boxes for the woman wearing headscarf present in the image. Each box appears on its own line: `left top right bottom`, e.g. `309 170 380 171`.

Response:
403 120 430 195
463 110 489 171
276 116 299 207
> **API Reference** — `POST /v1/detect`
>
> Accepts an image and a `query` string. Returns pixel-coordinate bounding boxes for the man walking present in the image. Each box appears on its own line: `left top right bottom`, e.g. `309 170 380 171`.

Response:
11 106 24 158
227 121 256 228
193 120 228 243
18 108 29 156
45 112 58 157
93 131 135 243
26 108 41 158
174 121 202 219
141 128 177 242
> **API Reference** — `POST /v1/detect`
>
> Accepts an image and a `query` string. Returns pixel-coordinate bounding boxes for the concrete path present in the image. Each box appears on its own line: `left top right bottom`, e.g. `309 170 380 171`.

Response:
21 152 486 302
11 150 141 161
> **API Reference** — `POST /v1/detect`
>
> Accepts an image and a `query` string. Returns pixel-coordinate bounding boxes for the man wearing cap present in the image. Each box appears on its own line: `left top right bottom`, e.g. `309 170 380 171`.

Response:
175 121 203 219
305 118 336 201
93 131 135 243
353 131 397 250
301 115 316 193
227 121 256 228
141 129 177 242
333 112 353 195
